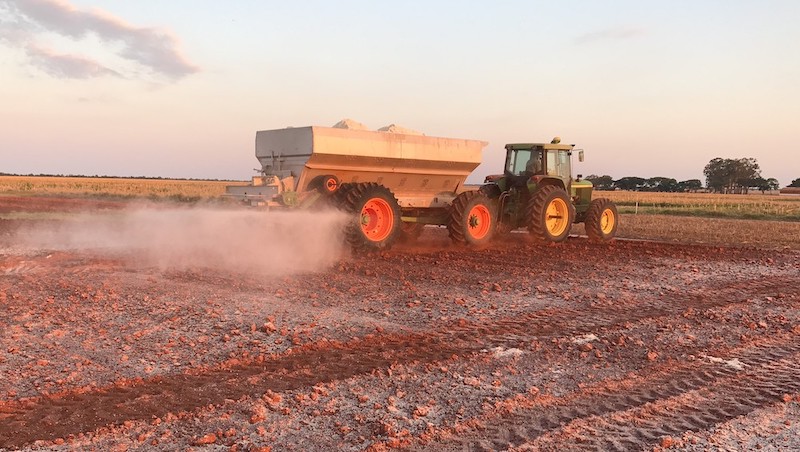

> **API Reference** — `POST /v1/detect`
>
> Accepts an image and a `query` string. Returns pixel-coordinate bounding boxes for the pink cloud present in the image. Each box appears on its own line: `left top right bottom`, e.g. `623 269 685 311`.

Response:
26 43 120 78
1 0 199 80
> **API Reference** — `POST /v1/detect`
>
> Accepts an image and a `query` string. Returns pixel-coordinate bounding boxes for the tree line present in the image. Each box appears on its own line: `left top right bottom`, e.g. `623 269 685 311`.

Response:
584 175 704 192
586 157 792 193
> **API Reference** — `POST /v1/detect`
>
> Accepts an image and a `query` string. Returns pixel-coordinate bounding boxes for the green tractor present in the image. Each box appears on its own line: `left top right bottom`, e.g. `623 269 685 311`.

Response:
449 138 618 245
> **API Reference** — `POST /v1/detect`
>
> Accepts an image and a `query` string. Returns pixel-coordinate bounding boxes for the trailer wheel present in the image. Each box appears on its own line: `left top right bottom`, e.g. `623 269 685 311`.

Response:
527 185 574 242
322 175 340 194
311 175 340 194
448 191 496 246
584 198 618 242
336 183 401 251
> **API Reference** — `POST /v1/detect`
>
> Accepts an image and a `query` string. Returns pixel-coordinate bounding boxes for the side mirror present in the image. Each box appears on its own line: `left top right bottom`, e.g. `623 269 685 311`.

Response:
578 150 585 162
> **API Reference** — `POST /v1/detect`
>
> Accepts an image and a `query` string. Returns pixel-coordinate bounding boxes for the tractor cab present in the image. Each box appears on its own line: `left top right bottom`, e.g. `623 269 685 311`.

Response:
504 139 575 189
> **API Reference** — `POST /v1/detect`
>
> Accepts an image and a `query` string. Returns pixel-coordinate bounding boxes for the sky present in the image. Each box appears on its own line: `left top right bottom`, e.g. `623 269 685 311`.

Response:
1 0 798 185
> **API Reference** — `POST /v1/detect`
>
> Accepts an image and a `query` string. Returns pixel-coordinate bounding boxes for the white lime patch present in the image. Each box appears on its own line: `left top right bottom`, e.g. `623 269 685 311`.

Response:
489 347 524 359
571 333 599 345
706 355 747 370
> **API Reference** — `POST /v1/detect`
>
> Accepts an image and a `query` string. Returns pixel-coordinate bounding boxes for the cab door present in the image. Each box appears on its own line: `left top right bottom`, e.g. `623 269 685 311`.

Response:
545 150 572 183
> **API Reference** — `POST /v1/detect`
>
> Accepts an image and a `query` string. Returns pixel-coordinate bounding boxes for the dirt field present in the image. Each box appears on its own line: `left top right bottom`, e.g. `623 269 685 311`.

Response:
1 195 799 451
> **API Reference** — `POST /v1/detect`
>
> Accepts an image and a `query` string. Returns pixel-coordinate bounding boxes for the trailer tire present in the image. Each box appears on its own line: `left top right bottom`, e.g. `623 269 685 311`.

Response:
527 185 574 243
336 183 401 251
584 198 618 242
448 191 496 246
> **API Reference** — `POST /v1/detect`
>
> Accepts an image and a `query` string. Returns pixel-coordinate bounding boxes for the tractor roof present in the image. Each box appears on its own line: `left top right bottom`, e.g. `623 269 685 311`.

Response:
505 143 575 151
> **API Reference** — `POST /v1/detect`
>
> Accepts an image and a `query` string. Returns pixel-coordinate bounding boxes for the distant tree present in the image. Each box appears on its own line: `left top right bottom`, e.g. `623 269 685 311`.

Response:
746 177 781 193
585 174 614 190
789 178 800 188
643 177 679 192
734 158 761 194
677 179 703 192
745 177 766 193
614 176 646 191
703 158 727 192
767 178 780 192
704 157 762 194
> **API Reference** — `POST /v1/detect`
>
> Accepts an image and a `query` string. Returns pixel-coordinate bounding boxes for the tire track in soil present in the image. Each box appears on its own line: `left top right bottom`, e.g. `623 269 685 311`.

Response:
454 276 797 349
0 332 462 449
424 337 800 452
0 276 795 449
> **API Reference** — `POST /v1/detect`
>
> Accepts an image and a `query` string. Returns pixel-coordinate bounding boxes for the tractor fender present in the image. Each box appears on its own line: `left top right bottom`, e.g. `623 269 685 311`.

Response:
529 175 566 192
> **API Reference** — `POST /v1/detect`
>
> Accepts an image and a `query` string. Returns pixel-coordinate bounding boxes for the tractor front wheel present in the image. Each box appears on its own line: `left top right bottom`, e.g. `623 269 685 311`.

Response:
448 191 496 246
336 183 401 251
527 185 574 242
584 198 619 242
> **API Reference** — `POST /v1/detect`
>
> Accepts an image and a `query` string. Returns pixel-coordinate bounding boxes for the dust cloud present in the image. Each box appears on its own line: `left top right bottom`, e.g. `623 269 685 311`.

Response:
17 207 351 275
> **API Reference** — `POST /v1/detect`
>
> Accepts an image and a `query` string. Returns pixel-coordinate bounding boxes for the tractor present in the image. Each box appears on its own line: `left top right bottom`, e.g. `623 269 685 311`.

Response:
450 138 619 245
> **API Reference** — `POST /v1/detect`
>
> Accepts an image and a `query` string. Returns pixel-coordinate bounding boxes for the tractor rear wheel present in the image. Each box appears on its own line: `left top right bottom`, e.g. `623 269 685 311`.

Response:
336 183 401 251
448 191 496 245
584 198 618 242
479 184 513 236
527 185 574 242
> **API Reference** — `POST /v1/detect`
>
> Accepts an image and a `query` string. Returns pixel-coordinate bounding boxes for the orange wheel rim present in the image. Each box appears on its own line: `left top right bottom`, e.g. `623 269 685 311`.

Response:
600 208 615 234
545 198 569 236
467 204 491 239
361 198 394 241
325 178 338 192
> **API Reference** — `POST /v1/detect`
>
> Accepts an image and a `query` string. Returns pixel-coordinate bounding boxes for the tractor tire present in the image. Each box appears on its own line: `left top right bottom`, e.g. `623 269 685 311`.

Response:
398 222 425 243
478 184 513 235
335 183 401 251
478 184 502 199
527 185 574 243
447 191 496 246
584 198 619 242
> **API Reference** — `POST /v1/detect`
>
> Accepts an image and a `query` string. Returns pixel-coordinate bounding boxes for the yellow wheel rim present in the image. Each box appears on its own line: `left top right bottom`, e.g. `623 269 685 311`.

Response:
361 198 394 242
467 204 491 240
545 198 569 236
600 208 616 234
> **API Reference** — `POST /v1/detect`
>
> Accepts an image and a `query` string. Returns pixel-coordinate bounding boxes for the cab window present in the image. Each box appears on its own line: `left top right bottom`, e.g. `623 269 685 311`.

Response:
507 150 532 175
546 150 571 180
506 147 543 175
